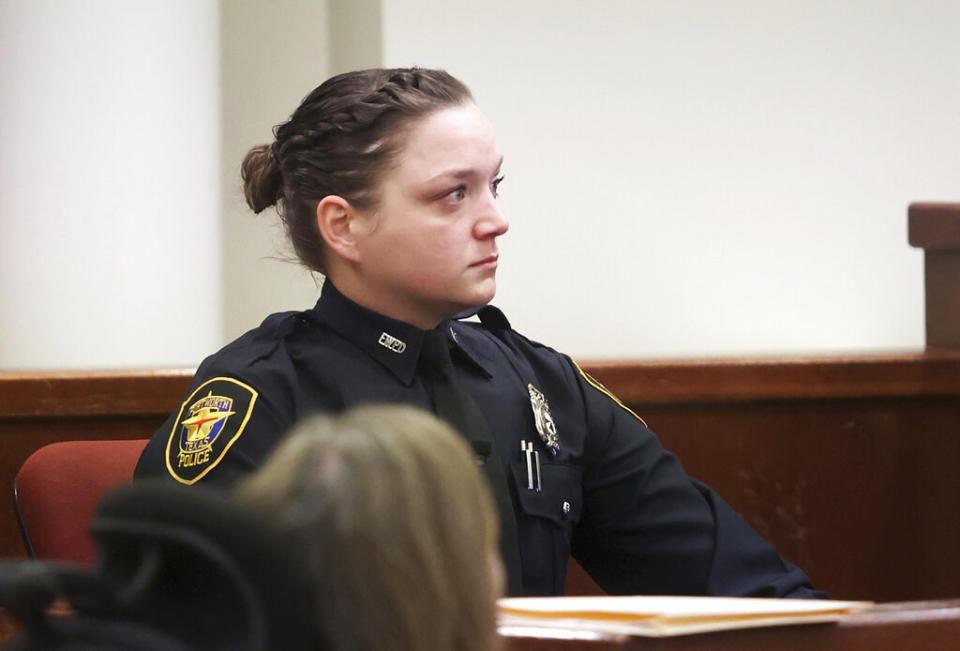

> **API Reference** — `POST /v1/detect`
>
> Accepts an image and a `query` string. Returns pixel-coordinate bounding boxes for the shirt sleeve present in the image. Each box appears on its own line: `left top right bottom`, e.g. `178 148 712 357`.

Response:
134 371 294 488
568 360 826 598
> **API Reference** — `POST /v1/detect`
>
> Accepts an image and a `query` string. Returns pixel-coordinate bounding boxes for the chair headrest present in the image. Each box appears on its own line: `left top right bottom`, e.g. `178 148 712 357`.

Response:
0 481 323 650
89 480 322 651
0 559 190 650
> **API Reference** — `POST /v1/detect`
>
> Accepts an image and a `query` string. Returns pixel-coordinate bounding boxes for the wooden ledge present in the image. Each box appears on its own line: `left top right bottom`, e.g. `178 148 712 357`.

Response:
0 369 195 418
583 350 960 404
909 203 960 250
2 351 959 419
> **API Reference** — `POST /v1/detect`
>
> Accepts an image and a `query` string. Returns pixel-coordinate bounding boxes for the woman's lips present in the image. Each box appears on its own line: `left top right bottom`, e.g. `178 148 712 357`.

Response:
471 254 499 268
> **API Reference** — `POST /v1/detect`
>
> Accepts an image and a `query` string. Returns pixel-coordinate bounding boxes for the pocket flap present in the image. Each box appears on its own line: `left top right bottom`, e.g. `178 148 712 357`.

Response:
509 459 582 526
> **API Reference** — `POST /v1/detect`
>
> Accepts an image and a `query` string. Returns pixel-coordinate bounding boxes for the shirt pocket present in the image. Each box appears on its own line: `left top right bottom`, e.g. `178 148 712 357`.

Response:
509 460 583 594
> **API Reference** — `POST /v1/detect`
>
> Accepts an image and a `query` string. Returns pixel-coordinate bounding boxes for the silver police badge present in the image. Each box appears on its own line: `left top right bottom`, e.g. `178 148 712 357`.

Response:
527 384 560 454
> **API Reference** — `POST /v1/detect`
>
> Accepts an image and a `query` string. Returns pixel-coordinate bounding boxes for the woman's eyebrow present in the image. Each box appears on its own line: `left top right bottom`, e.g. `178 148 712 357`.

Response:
425 156 504 184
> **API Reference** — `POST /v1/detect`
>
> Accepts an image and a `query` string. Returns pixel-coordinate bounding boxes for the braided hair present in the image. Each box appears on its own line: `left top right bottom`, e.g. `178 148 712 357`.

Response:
241 68 474 274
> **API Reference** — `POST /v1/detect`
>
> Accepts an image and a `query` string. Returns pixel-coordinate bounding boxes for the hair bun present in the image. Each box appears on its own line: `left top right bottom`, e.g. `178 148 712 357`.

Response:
241 144 284 213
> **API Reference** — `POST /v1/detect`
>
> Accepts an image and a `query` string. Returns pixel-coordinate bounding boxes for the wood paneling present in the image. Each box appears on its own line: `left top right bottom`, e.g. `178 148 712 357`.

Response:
584 351 960 402
638 395 960 601
0 369 194 418
2 352 959 602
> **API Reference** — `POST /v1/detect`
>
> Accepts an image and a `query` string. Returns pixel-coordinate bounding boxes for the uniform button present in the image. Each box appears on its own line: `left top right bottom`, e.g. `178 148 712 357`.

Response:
562 501 571 518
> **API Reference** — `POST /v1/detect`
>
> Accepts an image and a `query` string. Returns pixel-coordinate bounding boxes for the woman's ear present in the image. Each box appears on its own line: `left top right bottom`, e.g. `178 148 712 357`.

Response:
316 195 362 263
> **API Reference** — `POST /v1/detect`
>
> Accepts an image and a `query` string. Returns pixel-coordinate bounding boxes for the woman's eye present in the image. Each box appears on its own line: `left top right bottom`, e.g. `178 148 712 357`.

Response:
445 186 467 203
491 176 504 198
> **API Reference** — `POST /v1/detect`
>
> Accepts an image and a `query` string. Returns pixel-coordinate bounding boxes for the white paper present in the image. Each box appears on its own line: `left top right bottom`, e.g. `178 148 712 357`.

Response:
498 595 872 638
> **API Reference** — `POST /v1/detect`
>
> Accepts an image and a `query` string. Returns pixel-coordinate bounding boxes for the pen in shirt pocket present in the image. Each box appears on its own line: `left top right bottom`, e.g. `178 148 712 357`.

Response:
521 440 541 492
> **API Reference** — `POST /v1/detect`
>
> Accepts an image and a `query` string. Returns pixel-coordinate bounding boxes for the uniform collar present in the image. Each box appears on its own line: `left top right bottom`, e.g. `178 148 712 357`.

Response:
309 281 493 385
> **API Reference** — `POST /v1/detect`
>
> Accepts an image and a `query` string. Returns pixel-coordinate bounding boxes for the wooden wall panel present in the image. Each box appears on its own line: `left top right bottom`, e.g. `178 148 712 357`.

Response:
640 396 960 601
2 352 959 603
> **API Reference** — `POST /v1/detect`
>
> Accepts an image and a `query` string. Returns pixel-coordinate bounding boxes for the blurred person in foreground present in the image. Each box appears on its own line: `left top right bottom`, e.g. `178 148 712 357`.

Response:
234 404 504 651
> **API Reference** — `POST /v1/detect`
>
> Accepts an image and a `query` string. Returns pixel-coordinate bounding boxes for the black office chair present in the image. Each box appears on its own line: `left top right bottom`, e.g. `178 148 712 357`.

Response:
0 481 322 651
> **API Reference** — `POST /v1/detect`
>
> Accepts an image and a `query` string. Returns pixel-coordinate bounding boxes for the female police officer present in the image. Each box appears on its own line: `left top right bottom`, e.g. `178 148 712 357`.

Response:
135 67 822 599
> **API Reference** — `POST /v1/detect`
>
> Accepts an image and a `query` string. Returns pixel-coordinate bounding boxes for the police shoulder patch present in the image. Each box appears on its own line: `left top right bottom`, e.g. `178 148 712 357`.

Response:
165 377 259 485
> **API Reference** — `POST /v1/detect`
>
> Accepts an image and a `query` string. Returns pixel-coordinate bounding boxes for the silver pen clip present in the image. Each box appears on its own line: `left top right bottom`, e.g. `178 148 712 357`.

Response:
533 449 542 492
521 440 535 491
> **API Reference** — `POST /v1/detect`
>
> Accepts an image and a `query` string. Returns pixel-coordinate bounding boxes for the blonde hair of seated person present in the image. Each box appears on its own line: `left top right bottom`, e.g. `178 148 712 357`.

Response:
235 405 503 651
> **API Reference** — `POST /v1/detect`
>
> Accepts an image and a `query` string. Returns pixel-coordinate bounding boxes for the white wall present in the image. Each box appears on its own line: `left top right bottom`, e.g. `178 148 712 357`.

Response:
3 2 957 370
219 0 329 344
0 0 221 370
383 0 959 358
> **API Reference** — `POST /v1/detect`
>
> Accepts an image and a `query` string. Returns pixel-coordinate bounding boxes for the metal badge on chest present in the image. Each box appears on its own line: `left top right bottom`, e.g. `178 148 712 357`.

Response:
527 384 560 454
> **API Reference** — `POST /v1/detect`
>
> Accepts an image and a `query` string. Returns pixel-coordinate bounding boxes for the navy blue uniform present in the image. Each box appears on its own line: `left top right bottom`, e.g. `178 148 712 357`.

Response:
136 281 822 598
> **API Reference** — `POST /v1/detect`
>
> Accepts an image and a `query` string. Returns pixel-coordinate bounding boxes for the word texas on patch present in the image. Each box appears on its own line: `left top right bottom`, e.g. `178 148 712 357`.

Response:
165 377 257 484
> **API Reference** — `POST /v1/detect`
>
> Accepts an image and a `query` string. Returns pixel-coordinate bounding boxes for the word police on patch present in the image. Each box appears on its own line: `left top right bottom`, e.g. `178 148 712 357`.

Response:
165 377 258 484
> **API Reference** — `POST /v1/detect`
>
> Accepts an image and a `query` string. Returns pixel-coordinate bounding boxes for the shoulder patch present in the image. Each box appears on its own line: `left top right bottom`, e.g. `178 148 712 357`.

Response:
573 361 649 427
165 377 258 485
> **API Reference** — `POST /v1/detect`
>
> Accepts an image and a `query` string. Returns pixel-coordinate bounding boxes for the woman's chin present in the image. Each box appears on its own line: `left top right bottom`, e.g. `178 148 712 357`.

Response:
470 280 497 306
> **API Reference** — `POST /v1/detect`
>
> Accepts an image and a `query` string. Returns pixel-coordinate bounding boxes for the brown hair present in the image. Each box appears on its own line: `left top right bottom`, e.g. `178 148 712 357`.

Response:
234 405 502 651
240 68 474 273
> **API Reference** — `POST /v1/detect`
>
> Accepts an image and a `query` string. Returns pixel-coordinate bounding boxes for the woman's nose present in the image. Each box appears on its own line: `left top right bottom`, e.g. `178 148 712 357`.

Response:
475 198 509 239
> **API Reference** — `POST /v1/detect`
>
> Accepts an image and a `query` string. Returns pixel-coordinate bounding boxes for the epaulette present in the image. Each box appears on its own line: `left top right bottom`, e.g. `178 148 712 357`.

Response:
478 305 511 331
211 311 301 369
254 311 301 339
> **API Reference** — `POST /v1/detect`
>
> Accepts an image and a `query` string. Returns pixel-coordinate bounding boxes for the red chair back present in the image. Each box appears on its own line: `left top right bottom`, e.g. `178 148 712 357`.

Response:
14 439 149 563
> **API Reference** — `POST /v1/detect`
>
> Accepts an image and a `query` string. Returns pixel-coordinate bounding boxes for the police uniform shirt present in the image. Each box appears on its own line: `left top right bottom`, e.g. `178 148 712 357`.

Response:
135 280 823 598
